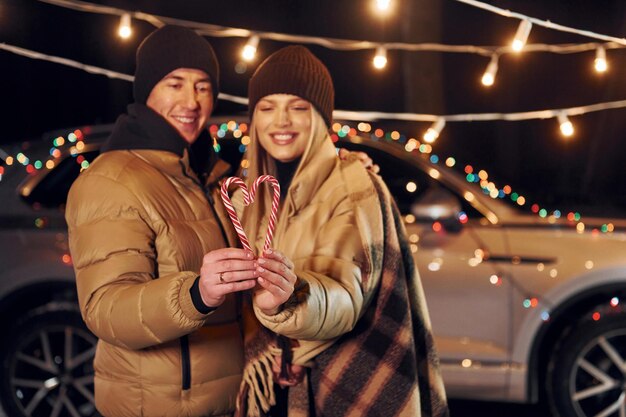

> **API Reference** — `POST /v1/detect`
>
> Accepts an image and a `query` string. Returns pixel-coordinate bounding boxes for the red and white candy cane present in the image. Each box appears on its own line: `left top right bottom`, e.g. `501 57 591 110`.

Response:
220 177 251 251
220 175 281 254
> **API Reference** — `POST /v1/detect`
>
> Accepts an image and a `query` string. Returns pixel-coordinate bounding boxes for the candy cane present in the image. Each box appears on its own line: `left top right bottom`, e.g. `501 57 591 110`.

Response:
253 175 281 254
220 175 281 254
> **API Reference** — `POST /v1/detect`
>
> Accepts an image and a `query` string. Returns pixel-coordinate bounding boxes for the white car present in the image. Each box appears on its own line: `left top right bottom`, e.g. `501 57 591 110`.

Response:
1 120 625 417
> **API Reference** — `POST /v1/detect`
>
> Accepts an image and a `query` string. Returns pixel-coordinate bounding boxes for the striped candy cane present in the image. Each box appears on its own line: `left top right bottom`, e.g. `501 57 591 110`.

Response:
220 177 251 251
220 175 281 254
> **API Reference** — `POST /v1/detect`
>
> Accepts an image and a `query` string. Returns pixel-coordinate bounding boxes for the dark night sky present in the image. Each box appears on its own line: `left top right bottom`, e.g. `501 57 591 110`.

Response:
2 0 626 216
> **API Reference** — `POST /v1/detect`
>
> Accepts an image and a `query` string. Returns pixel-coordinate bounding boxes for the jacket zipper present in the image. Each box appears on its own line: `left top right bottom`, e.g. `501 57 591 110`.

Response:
180 336 191 390
205 192 231 246
177 164 229 391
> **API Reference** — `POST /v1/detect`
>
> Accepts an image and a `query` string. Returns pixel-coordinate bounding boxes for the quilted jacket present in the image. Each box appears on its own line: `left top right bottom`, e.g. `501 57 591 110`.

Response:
241 114 380 363
66 104 242 417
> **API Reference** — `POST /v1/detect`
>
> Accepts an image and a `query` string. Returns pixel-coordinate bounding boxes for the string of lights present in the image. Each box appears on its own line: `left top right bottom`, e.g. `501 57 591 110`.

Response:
453 0 626 45
37 0 626 62
3 41 626 143
33 0 624 103
0 39 626 143
1 119 612 240
0 42 134 82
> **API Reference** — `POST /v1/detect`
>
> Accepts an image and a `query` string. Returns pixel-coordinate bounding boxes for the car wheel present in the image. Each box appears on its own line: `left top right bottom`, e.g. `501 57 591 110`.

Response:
0 302 98 417
548 314 626 417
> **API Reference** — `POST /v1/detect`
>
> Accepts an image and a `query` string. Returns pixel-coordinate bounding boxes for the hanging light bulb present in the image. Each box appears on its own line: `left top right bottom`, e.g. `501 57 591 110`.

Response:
118 13 132 39
594 45 608 72
241 35 260 62
375 0 391 12
373 46 388 69
423 118 446 143
511 20 532 52
481 54 499 86
557 113 574 137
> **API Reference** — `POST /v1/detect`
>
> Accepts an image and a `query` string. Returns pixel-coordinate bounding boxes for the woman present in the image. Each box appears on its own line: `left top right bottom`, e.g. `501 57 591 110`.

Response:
236 45 448 417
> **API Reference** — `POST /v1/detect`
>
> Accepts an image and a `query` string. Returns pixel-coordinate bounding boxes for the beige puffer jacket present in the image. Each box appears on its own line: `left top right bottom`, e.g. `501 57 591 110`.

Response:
66 147 243 417
242 123 381 364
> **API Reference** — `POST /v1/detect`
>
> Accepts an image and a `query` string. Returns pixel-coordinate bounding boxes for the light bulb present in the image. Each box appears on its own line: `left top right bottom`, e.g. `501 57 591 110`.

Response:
512 20 532 52
594 46 607 72
118 13 132 39
557 113 574 137
373 46 387 69
241 35 260 62
423 119 445 143
481 55 499 86
376 0 391 11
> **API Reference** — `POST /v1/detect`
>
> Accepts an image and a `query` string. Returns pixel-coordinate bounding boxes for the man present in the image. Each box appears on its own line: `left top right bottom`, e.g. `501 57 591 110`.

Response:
65 25 296 417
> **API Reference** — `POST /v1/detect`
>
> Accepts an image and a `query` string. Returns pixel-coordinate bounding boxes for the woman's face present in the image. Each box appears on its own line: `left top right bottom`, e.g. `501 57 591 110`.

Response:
254 94 312 162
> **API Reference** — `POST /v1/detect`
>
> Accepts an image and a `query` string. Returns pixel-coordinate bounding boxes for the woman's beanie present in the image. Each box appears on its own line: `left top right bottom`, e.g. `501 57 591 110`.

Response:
133 25 220 104
248 45 334 127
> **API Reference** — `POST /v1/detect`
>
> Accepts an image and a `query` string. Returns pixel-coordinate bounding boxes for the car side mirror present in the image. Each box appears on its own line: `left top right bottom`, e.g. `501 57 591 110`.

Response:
411 187 463 233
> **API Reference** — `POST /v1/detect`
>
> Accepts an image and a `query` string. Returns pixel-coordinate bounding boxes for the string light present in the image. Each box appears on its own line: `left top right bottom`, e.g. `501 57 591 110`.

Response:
241 35 260 62
37 0 626 55
117 13 131 39
423 118 446 143
0 43 134 82
512 20 532 52
453 0 626 45
4 1 626 146
481 54 498 86
373 46 387 69
3 117 587 232
557 113 574 137
594 45 608 72
3 41 626 132
375 0 391 12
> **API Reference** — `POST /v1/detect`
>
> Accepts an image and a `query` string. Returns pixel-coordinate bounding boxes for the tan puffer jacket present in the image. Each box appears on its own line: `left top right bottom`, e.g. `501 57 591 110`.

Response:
66 148 242 417
241 119 381 363
255 143 380 361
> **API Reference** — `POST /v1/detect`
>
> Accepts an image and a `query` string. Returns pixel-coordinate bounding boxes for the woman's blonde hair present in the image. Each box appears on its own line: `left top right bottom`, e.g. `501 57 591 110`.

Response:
240 101 332 254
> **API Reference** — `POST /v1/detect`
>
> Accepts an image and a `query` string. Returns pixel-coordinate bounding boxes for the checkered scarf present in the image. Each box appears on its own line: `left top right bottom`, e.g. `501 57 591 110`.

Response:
236 173 449 417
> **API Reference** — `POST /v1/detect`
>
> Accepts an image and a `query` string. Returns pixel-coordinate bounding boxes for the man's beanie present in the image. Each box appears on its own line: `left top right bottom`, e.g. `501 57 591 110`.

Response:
248 45 334 127
133 25 219 104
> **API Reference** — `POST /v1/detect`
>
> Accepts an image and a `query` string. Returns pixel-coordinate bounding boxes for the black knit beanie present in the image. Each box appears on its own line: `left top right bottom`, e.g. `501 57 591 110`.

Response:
133 25 220 104
248 45 334 127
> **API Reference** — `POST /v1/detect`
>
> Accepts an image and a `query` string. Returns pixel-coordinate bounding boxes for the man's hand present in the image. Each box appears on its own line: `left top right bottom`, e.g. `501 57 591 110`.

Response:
338 148 380 174
254 249 297 315
199 248 258 308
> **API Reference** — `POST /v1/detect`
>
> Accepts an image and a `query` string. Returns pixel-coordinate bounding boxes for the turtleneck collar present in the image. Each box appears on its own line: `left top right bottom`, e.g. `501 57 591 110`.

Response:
101 103 217 179
275 158 301 198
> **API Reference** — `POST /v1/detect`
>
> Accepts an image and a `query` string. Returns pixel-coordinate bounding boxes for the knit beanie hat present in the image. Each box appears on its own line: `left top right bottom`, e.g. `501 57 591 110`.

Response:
248 45 334 127
133 25 220 104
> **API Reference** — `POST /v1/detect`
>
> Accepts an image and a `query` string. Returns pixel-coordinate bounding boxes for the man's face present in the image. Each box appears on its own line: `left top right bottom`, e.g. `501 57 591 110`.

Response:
146 68 213 144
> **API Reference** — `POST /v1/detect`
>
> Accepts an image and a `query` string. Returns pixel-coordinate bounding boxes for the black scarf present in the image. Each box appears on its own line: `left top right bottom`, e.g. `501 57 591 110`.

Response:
274 158 301 201
101 103 216 179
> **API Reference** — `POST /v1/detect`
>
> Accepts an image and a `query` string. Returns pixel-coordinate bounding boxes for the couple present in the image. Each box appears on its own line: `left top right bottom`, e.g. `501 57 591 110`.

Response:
65 25 448 417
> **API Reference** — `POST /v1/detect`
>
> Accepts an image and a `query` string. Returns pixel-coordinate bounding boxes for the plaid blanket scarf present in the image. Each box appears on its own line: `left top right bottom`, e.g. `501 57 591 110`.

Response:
236 173 449 417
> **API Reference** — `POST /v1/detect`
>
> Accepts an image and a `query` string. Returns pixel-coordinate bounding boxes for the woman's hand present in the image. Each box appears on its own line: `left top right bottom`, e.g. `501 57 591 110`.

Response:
198 248 258 308
254 249 297 315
